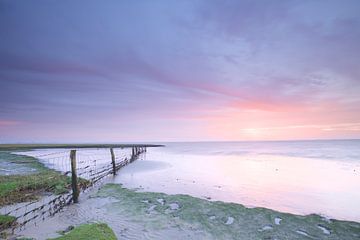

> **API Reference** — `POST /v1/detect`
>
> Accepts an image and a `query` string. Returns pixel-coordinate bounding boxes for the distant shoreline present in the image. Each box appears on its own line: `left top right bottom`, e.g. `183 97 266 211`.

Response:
0 144 164 151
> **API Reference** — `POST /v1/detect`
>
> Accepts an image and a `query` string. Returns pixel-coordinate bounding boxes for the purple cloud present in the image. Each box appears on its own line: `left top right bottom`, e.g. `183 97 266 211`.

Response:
0 0 360 142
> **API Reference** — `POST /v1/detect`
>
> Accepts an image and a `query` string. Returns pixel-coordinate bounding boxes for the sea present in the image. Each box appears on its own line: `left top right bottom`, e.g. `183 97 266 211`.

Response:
15 140 360 222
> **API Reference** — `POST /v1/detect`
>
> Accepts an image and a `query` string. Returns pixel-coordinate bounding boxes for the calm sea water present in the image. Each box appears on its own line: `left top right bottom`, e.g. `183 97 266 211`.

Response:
114 140 360 222
16 140 360 222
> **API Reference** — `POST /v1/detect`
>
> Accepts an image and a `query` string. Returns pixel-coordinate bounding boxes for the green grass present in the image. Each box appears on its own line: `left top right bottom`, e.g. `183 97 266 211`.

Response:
0 171 72 206
0 151 89 206
94 184 360 240
0 215 16 231
49 223 117 240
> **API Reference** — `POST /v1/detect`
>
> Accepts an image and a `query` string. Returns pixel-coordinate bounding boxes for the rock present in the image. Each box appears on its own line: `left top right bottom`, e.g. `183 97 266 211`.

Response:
296 230 310 237
318 225 331 235
64 225 75 233
225 217 234 225
146 205 157 213
157 198 165 205
274 217 282 225
168 203 180 210
56 225 75 236
259 225 273 231
321 217 332 223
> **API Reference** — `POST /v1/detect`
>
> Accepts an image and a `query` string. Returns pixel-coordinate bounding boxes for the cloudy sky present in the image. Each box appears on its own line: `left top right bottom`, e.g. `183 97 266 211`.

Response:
1 0 360 142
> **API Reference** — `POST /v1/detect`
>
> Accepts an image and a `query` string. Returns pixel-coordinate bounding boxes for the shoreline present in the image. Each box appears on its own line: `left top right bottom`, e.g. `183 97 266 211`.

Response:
14 183 360 240
2 146 360 239
0 144 164 151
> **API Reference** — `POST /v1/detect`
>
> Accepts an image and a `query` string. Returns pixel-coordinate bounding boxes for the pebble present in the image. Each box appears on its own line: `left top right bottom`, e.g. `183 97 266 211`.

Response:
259 225 273 231
169 203 180 210
157 198 165 205
225 217 234 225
147 205 157 212
296 230 310 237
318 225 331 235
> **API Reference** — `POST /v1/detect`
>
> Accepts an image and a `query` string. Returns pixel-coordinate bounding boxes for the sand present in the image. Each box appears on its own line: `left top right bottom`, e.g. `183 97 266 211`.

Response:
14 184 360 240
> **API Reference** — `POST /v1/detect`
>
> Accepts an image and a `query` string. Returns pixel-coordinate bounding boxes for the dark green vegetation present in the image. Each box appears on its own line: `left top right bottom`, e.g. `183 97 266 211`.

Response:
49 223 117 240
0 144 163 151
96 184 360 240
0 215 16 231
0 152 73 206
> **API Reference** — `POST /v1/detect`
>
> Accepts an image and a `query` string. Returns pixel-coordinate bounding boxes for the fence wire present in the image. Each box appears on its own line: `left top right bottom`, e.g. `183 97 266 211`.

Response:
0 146 146 234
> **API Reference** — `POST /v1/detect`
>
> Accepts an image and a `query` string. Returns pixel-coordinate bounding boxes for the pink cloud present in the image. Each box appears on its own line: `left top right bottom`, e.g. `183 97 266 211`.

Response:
0 120 21 127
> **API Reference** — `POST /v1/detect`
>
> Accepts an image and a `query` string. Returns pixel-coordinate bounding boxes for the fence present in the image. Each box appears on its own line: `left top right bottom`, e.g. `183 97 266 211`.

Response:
0 146 147 234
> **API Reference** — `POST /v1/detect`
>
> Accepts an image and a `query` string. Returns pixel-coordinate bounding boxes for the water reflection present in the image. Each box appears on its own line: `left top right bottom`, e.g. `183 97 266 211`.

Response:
16 141 360 222
114 142 360 222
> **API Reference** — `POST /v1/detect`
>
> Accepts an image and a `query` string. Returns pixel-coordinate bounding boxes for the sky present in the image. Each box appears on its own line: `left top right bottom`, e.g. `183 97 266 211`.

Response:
1 0 360 143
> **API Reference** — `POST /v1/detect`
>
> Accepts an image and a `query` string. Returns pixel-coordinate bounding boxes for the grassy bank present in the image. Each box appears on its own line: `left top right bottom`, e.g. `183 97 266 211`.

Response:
94 184 360 240
0 215 16 231
50 223 117 240
0 152 72 206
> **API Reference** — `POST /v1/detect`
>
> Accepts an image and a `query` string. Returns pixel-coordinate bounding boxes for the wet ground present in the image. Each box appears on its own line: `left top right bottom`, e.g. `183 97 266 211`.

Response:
0 152 38 176
4 141 360 239
15 183 360 240
13 142 360 222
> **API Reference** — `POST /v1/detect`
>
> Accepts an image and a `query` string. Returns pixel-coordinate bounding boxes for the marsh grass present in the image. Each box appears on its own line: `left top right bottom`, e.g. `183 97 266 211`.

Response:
0 172 72 206
95 184 360 240
49 223 117 240
0 215 16 231
0 151 89 206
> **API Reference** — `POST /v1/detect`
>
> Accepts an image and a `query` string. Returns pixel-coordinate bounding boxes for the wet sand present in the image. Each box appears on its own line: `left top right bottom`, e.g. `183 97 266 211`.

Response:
8 141 360 239
0 152 39 176
113 143 360 222
15 183 360 240
14 141 360 222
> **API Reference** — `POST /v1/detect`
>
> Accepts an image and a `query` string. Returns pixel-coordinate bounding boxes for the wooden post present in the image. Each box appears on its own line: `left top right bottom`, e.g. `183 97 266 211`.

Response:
131 147 135 161
110 148 116 175
70 150 79 203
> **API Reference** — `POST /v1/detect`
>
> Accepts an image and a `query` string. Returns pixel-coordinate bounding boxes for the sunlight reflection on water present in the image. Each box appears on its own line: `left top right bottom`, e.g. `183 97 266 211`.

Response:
113 141 360 222
17 140 360 222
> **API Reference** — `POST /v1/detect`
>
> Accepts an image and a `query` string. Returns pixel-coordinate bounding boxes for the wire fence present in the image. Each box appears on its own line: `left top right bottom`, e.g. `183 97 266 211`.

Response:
0 146 146 234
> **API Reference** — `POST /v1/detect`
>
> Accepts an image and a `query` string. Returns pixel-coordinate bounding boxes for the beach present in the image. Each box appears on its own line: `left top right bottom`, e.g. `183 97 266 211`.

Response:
1 140 359 239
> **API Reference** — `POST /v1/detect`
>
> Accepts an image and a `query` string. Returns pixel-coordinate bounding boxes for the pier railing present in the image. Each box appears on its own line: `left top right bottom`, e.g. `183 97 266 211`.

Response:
0 146 147 234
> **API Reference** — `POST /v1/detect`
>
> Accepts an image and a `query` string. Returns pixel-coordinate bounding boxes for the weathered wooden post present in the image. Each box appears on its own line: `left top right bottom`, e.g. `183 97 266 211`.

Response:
70 150 79 203
131 146 135 162
110 148 116 175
